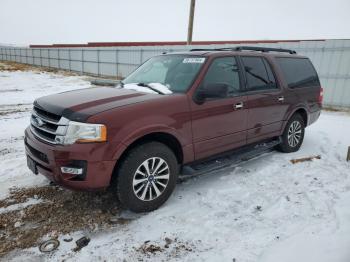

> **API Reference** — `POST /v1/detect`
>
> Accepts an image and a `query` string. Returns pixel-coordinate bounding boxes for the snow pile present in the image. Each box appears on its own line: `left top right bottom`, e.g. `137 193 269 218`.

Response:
149 83 173 94
0 198 42 215
123 82 173 94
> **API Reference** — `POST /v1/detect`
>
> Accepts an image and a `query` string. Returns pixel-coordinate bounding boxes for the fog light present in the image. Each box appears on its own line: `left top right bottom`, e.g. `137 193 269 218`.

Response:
61 166 83 175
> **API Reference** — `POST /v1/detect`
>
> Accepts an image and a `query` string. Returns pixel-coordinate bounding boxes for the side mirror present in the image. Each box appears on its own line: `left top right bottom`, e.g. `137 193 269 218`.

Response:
195 83 229 104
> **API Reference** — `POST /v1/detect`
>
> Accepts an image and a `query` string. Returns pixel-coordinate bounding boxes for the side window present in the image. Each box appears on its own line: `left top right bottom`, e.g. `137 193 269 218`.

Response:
201 57 241 98
276 57 320 89
241 56 277 91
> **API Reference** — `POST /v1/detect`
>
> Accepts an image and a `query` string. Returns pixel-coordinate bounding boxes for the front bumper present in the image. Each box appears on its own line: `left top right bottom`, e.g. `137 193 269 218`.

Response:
24 127 116 191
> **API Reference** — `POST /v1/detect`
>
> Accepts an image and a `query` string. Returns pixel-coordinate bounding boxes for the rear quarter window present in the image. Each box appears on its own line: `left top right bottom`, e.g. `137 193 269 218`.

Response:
276 57 320 89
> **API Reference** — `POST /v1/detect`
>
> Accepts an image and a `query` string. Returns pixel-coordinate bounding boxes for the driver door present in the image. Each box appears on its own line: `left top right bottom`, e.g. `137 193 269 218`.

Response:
190 56 248 160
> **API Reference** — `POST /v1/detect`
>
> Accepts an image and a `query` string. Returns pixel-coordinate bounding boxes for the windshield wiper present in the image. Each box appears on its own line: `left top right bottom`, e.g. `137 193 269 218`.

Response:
136 83 165 95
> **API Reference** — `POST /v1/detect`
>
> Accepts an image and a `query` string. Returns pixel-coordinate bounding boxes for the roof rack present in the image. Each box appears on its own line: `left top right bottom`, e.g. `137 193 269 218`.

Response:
233 46 296 54
190 46 297 54
190 48 217 52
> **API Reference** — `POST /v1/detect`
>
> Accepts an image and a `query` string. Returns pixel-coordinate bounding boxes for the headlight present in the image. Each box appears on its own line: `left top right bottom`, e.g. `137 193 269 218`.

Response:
63 121 107 145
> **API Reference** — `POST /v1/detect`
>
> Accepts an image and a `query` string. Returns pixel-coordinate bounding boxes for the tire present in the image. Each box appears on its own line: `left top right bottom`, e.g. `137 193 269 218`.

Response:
116 142 179 213
277 114 305 153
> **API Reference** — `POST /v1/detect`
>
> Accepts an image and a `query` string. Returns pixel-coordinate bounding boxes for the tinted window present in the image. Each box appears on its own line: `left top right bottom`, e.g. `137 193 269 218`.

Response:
241 56 277 91
263 59 277 86
201 57 241 97
276 57 320 88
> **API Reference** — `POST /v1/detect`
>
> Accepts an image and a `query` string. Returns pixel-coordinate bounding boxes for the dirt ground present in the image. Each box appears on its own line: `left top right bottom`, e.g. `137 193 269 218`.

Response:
0 61 77 76
0 184 197 259
0 61 122 80
0 185 122 257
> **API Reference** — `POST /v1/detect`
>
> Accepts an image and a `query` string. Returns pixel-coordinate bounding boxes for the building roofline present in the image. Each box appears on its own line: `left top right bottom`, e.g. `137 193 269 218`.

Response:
28 39 329 48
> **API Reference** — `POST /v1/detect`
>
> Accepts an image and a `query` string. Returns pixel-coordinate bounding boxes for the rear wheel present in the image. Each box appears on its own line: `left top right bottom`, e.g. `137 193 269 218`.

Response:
277 114 305 153
116 142 178 212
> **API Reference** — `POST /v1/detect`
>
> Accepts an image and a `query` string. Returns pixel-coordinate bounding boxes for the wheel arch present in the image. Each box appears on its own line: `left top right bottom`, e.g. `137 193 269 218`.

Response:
293 107 308 125
287 105 308 125
281 106 308 136
123 132 184 164
110 131 184 181
277 106 307 153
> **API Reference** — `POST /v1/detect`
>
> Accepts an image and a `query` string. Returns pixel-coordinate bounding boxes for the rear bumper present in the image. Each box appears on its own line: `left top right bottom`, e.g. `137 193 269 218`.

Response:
24 127 116 191
308 109 321 126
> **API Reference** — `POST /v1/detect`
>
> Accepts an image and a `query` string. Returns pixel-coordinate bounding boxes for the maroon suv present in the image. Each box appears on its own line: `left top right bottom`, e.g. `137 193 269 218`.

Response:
25 46 322 212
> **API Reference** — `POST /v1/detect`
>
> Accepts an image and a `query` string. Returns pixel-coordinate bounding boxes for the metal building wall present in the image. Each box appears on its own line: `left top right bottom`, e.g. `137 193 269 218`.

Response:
1 39 350 108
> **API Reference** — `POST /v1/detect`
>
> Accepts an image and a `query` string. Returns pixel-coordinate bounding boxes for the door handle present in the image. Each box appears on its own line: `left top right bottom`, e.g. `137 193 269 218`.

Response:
234 102 244 110
278 96 284 102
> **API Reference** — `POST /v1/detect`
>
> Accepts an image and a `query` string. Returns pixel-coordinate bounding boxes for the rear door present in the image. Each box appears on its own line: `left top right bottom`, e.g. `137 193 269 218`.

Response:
190 56 248 160
239 56 288 144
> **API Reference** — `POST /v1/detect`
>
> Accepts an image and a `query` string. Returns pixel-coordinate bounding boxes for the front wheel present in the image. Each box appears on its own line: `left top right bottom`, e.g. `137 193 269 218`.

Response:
116 142 178 213
277 114 305 153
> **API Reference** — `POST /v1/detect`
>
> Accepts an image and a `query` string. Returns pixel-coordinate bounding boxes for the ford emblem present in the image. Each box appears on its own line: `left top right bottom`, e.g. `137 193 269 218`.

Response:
33 116 44 127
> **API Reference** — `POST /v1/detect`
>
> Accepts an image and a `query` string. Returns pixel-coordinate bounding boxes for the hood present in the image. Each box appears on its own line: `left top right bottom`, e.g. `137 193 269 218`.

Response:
34 87 160 122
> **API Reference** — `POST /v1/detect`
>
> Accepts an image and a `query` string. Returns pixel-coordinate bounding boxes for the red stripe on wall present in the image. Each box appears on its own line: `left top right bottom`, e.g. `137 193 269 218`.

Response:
29 39 326 48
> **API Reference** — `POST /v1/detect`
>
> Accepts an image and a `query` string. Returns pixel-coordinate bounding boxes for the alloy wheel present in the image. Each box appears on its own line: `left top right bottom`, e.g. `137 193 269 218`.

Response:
287 120 302 147
132 157 170 201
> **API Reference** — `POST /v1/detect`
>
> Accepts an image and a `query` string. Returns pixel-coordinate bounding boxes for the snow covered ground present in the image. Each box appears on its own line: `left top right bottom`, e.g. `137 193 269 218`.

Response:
0 63 350 261
0 64 90 199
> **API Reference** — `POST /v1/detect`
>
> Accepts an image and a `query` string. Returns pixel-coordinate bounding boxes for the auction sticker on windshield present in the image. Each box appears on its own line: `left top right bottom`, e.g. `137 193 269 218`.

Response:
183 58 205 63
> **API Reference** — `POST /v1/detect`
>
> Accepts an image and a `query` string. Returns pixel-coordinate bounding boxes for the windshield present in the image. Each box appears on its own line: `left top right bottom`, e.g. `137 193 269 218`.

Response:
122 55 206 93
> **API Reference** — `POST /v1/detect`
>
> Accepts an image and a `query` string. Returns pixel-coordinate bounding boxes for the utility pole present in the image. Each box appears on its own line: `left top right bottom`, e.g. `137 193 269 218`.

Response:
187 0 196 45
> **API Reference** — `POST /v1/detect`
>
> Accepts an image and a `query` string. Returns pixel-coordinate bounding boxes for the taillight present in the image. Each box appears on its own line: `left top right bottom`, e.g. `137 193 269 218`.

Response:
318 87 324 104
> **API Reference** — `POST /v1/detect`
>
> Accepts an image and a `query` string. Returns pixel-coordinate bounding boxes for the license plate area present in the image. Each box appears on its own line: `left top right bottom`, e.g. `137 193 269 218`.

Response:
27 156 38 175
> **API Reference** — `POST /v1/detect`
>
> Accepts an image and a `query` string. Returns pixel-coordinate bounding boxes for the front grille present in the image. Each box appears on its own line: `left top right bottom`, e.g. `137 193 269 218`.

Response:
30 106 69 144
34 106 61 122
25 140 49 163
31 124 56 141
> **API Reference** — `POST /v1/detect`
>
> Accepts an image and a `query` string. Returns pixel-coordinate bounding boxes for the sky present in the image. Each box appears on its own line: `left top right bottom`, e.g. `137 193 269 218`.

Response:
0 0 349 46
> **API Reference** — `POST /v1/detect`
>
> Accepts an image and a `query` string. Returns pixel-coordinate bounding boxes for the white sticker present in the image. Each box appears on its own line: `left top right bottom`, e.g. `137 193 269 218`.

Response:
183 58 205 64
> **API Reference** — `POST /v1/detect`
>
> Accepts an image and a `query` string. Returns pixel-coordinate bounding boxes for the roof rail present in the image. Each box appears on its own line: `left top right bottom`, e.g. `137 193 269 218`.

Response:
190 46 297 54
190 48 216 52
232 46 296 54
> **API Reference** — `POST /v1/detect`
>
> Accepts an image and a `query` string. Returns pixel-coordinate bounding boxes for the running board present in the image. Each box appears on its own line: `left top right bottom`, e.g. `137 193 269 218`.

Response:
180 138 281 177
